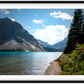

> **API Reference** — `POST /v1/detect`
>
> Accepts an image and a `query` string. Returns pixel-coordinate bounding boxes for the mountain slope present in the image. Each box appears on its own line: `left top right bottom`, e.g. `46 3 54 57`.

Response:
37 40 51 47
37 37 68 51
51 37 68 50
0 17 45 52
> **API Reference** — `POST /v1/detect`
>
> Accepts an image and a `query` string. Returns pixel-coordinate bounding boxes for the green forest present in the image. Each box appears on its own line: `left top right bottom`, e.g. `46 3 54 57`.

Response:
57 9 84 75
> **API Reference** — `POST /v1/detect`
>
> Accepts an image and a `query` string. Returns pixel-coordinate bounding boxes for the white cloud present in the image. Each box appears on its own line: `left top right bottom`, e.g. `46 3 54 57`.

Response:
35 14 37 16
50 11 61 16
32 19 43 24
33 25 68 45
0 9 10 15
11 18 15 21
50 11 73 21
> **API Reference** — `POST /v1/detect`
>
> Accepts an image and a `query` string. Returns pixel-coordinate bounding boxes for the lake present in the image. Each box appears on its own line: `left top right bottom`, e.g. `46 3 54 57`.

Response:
0 52 62 75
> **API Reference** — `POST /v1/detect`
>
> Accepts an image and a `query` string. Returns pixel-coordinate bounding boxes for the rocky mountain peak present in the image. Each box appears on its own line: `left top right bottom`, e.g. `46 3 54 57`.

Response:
0 17 45 52
0 17 12 22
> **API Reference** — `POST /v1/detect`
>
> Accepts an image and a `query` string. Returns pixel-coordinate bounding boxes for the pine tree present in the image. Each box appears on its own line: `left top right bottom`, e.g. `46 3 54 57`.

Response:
63 9 84 54
80 14 84 44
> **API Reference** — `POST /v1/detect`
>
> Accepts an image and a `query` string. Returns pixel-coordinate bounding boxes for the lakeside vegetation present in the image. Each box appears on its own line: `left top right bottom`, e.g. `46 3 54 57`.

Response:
56 9 84 75
58 43 84 75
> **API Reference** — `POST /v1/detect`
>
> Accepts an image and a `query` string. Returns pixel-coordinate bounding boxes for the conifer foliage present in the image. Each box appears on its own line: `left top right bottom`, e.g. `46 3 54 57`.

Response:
59 44 84 75
63 9 84 54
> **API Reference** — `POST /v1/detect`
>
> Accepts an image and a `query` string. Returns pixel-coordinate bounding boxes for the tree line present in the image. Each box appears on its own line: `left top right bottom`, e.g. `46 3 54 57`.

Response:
64 9 84 53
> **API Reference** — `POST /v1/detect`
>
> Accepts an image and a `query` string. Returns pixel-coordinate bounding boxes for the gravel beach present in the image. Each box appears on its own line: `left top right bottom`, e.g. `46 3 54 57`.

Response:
44 59 61 75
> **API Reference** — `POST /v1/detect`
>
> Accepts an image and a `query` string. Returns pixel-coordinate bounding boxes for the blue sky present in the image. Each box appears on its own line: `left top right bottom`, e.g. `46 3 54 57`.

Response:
0 9 79 45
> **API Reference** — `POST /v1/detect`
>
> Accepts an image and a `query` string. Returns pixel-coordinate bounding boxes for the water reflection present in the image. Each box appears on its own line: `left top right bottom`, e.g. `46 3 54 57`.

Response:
0 52 62 75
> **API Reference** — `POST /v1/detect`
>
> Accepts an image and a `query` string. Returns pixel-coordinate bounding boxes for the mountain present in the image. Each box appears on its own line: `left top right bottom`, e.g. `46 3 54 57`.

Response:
37 40 63 52
51 37 68 51
0 17 45 52
37 40 50 47
37 37 68 51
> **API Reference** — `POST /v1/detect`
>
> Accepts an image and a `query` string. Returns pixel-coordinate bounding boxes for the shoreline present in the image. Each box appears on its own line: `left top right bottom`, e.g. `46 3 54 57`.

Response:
44 59 61 75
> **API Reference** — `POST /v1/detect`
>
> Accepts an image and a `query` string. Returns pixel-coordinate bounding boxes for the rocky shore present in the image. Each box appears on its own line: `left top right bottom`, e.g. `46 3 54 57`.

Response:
44 59 61 75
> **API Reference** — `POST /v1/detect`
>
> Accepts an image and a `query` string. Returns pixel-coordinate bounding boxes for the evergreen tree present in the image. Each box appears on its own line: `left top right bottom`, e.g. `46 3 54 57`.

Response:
80 14 84 44
63 9 84 54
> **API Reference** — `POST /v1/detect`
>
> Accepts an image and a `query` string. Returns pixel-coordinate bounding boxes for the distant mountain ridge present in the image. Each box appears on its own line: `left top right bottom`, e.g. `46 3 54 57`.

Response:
0 17 45 52
51 37 68 50
37 37 68 51
37 40 50 47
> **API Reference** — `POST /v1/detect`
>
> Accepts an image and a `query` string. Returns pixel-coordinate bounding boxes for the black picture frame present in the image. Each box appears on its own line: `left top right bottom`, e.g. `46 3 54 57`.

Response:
0 80 84 83
0 0 84 83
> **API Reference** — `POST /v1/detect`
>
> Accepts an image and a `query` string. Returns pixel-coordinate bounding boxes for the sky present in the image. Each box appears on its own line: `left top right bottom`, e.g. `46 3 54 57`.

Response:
0 9 80 45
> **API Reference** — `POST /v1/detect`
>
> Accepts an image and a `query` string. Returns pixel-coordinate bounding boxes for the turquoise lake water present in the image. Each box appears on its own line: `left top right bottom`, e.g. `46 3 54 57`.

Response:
0 52 62 75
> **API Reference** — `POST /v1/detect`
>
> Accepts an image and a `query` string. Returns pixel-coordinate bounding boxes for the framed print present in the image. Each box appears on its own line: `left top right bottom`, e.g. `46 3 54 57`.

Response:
0 1 84 83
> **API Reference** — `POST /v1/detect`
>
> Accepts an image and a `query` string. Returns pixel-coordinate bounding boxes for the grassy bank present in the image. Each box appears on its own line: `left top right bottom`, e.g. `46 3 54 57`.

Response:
57 44 84 75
